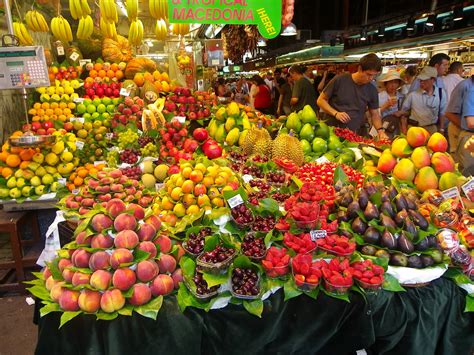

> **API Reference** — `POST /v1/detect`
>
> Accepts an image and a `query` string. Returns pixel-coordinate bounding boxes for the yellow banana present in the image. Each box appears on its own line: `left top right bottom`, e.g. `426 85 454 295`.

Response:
137 19 143 43
25 11 34 31
155 19 167 41
15 22 34 45
63 17 73 42
128 20 137 45
69 0 80 20
37 11 49 32
77 16 85 39
80 0 91 16
126 0 138 21
157 0 168 19
109 21 118 41
77 15 93 40
102 0 118 23
149 0 157 18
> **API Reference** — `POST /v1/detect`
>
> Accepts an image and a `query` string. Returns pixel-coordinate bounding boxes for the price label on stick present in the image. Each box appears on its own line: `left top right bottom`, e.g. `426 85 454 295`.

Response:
120 88 131 97
315 156 329 164
94 161 107 167
174 116 186 124
75 141 84 150
228 194 244 208
57 178 66 186
105 133 113 140
73 97 84 103
155 183 164 191
310 230 327 241
461 178 474 202
69 52 80 61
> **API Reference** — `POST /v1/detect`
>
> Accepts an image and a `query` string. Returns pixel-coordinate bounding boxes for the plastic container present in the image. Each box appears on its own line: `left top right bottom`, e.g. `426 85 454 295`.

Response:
290 262 320 291
183 276 218 302
294 219 319 230
318 245 355 257
323 278 352 295
263 262 290 279
230 209 255 230
355 278 382 294
196 250 236 274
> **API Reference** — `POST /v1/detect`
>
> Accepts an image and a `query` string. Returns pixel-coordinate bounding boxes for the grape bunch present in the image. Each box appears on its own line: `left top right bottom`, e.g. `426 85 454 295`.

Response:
106 150 119 168
140 142 159 157
138 136 154 148
117 129 139 149
120 166 142 180
120 149 139 164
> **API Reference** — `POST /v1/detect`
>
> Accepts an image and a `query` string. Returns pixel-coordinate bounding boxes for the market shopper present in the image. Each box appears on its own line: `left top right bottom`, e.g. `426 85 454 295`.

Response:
398 66 447 135
409 53 450 92
400 65 417 96
233 77 249 105
289 65 318 113
377 71 404 137
316 53 387 139
250 74 273 114
277 76 293 116
443 61 464 103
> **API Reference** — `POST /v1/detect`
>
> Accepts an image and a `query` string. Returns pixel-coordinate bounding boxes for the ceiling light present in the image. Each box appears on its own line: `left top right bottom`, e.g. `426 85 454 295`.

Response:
406 18 415 31
377 26 385 37
426 14 436 27
453 7 463 21
360 28 367 41
281 23 297 36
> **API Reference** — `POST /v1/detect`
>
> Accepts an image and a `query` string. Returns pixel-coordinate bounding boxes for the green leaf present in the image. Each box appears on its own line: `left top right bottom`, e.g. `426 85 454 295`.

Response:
382 274 406 292
464 295 474 312
180 256 196 280
223 186 248 203
243 299 263 318
176 283 210 312
305 285 320 300
255 198 280 215
444 267 473 285
27 285 52 301
134 249 151 263
40 302 61 317
333 165 349 185
203 271 229 288
283 278 302 301
291 176 303 189
233 255 253 269
31 271 45 280
321 287 350 302
47 258 63 281
23 279 45 286
369 191 382 207
135 296 163 320
59 311 82 328
204 234 219 252
96 311 119 321
264 231 273 248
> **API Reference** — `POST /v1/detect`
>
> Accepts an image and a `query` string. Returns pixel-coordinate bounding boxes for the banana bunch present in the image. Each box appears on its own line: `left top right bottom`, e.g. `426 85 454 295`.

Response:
128 19 144 46
155 19 167 41
69 0 91 20
172 23 190 36
99 0 118 23
51 16 73 43
77 15 93 40
25 11 49 32
100 18 118 40
13 22 33 45
126 0 138 21
149 0 168 20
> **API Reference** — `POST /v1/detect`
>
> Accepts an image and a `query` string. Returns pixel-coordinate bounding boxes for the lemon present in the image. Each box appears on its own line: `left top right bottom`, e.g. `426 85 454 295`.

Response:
45 153 59 166
60 151 73 162
51 141 65 155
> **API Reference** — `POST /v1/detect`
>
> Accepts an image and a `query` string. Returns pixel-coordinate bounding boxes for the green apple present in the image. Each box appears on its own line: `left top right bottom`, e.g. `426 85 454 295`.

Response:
6 177 17 189
35 166 47 177
30 176 42 187
50 182 60 192
21 186 32 197
34 185 46 195
9 187 22 199
42 174 54 185
0 188 9 199
16 177 26 189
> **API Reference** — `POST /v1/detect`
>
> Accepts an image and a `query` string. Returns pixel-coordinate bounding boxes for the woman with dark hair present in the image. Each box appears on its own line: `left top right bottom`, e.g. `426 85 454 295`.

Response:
250 74 272 114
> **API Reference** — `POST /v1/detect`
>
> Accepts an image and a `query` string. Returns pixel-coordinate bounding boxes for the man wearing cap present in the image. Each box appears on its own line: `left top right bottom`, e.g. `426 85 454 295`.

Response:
398 66 447 135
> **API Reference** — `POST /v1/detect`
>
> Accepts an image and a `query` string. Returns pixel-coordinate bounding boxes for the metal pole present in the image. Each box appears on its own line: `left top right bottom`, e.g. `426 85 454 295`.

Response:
4 0 14 35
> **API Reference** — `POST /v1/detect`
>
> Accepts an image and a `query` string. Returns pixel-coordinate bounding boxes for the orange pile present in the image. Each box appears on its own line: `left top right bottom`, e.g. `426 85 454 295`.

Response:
66 163 106 191
0 132 40 178
87 63 124 82
28 102 76 122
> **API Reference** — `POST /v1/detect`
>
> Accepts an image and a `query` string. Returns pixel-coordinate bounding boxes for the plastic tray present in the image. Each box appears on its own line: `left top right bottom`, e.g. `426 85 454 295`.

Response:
323 278 353 295
355 278 382 294
183 276 218 301
263 262 290 279
318 245 354 257
182 241 203 258
230 272 261 300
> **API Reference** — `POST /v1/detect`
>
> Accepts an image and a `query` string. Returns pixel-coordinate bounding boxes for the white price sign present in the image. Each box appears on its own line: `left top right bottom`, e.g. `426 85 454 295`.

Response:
461 178 474 201
69 52 80 61
441 186 461 200
75 141 85 150
94 161 107 166
79 59 91 67
70 117 85 123
120 88 131 97
242 174 253 183
57 178 66 186
105 133 114 140
315 156 330 164
228 194 244 208
310 230 327 241
73 97 84 103
57 46 65 56
155 183 165 191
174 116 186 124
72 189 80 195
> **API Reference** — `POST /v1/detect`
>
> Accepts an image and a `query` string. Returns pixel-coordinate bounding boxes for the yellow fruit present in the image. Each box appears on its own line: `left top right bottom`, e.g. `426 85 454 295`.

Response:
45 153 59 166
60 151 74 162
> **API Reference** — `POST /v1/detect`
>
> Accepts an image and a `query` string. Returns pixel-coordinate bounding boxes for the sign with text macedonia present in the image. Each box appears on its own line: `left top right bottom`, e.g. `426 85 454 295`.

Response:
168 0 282 39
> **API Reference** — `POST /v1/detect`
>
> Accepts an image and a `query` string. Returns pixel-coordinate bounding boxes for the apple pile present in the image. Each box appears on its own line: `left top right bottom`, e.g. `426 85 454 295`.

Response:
61 169 155 216
193 128 224 160
291 254 324 290
48 63 82 81
112 96 145 129
163 87 211 120
25 121 56 135
83 81 122 99
158 119 198 164
262 246 291 278
40 201 184 315
315 235 356 256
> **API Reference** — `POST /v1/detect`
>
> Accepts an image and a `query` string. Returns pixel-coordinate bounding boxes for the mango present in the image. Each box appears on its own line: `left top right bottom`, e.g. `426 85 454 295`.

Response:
299 123 315 141
226 102 240 118
391 138 412 158
286 112 301 132
299 105 317 124
427 132 448 152
377 149 397 174
392 158 416 182
224 117 236 132
431 152 455 174
411 146 431 169
214 124 226 143
406 127 429 148
225 127 240 146
439 172 460 191
414 166 439 192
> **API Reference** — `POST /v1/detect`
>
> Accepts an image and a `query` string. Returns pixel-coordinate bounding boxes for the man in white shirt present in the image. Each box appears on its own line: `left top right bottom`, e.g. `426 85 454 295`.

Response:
443 61 464 103
409 53 450 92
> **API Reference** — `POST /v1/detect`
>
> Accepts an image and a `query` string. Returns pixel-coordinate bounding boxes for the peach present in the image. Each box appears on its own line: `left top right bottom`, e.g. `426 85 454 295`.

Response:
100 177 114 185
45 275 57 291
137 241 157 259
58 258 72 272
62 268 75 283
91 213 113 232
137 223 157 242
100 289 125 313
50 283 65 302
90 270 112 291
75 231 92 246
174 244 185 262
126 203 145 220
113 192 127 200
138 196 153 207
119 175 129 184
145 215 161 230
154 235 172 253
106 198 127 218
114 230 139 249
91 233 114 249
42 267 52 280
136 260 159 282
71 249 92 268
72 272 91 287
406 126 429 148
431 152 455 174
114 213 137 232
98 194 112 202
171 269 183 289
157 254 176 273
110 248 134 269
427 132 448 153
78 289 102 313
150 274 174 296
78 207 91 215
89 251 111 271
129 283 152 306
81 198 95 207
112 268 136 291
88 179 99 189
125 186 137 195
97 171 108 179
124 195 135 203
96 186 111 194
111 184 124 193
109 169 123 179
59 289 80 311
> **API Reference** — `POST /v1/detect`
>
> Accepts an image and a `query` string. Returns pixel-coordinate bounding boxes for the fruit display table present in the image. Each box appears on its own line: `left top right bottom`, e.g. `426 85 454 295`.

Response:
33 278 474 355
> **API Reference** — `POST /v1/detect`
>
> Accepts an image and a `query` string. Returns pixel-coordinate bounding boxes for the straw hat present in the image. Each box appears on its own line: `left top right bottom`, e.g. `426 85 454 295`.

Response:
417 66 438 80
377 70 403 84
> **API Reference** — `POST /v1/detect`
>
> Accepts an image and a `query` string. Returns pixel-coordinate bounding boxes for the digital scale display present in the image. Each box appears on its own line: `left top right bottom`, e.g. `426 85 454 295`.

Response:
0 46 50 89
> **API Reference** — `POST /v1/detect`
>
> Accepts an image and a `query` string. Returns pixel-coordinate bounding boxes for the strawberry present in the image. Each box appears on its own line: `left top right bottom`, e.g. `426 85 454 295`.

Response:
281 254 290 264
306 275 320 285
262 260 273 270
352 270 363 279
300 263 310 275
294 274 305 286
370 276 382 285
362 270 374 279
372 265 384 275
330 274 345 286
340 259 350 271
322 268 332 279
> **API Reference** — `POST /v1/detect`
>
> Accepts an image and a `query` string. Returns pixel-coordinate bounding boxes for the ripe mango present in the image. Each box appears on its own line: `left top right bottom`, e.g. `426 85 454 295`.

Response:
406 127 429 148
392 158 416 182
427 132 448 153
225 127 240 146
414 166 438 192
438 172 460 191
431 152 455 174
391 138 412 158
377 149 397 174
411 146 431 169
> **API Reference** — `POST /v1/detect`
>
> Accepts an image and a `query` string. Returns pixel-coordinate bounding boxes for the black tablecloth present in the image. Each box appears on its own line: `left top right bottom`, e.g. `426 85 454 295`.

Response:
34 278 474 355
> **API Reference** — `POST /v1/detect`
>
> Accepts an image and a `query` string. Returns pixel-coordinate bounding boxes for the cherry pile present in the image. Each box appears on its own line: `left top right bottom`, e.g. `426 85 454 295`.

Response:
228 151 248 162
242 165 264 178
231 204 254 225
184 227 212 255
199 245 235 264
120 149 139 164
231 268 259 296
248 191 269 205
334 127 391 147
266 172 286 185
193 268 219 295
120 166 142 180
249 179 270 192
271 192 291 203
252 215 276 232
138 136 154 148
241 233 266 259
251 155 269 163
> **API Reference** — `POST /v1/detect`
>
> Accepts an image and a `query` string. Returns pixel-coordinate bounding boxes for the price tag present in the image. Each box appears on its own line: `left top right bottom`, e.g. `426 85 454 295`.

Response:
174 116 186 124
94 161 107 166
70 117 85 123
75 141 85 150
69 52 80 61
310 230 327 241
120 88 131 97
72 189 80 195
211 59 220 66
155 183 165 191
205 209 211 215
315 156 330 164
57 178 66 186
79 59 91 67
228 194 244 208
57 46 65 56
461 178 474 201
242 174 253 183
105 133 114 140
73 97 84 103
107 230 116 239
441 186 461 200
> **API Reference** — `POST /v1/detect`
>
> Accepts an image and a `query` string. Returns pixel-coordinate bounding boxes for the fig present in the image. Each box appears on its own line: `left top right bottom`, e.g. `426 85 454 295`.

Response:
361 245 377 256
421 255 434 267
365 183 378 196
363 227 380 244
408 210 429 230
404 196 417 210
352 217 368 235
364 201 380 221
407 255 423 268
381 190 391 203
380 201 396 218
358 189 369 209
415 237 430 251
427 235 438 248
375 249 390 260
380 214 397 229
337 210 349 222
388 185 398 200
395 194 408 212
404 219 418 239
398 232 414 254
339 193 353 208
395 210 408 227
381 229 397 249
347 201 360 219
390 253 408 267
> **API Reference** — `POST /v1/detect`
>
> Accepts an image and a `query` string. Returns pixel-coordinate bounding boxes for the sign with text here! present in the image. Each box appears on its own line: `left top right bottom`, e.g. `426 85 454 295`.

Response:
168 0 282 39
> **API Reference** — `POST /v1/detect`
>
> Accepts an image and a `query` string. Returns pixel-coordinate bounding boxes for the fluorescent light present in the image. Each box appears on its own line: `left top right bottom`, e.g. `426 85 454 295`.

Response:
281 23 297 36
426 14 436 27
453 7 463 21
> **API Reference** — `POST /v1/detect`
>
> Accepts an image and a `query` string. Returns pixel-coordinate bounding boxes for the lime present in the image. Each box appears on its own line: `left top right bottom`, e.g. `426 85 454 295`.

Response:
300 139 312 155
101 97 112 106
86 104 96 114
83 113 91 121
96 104 106 114
83 99 92 106
106 104 115 113
101 112 110 120
92 98 102 107
76 103 86 114
91 112 100 120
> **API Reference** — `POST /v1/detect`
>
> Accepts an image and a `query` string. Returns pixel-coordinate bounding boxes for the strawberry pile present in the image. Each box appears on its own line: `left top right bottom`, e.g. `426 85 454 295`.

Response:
158 120 198 163
321 258 354 292
334 127 391 147
283 232 316 254
262 247 291 278
316 235 356 256
292 254 325 289
351 259 384 287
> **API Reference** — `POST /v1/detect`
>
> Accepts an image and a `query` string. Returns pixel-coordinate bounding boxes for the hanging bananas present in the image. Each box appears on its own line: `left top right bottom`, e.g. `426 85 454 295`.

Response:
51 16 73 43
100 0 118 23
172 23 190 36
126 0 138 21
155 19 167 41
13 22 34 45
149 0 168 20
25 10 49 32
128 19 144 46
69 0 91 20
100 18 118 41
77 15 93 40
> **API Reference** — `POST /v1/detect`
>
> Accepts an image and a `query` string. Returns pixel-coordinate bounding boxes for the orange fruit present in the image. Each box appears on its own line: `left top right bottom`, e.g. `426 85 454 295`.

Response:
88 167 98 175
41 102 49 109
59 102 67 109
67 102 76 109
20 161 30 170
89 69 98 78
85 77 94 84
77 169 88 178
69 172 77 182
98 70 106 78
33 102 41 110
32 115 41 122
110 63 119 71
6 154 21 167
63 108 71 115
46 108 54 116
1 167 13 178
93 63 103 71
58 114 67 122
37 108 45 116
115 70 124 80
50 102 59 109
67 183 75 191
73 176 84 186
106 70 115 78
28 108 37 115
19 148 35 161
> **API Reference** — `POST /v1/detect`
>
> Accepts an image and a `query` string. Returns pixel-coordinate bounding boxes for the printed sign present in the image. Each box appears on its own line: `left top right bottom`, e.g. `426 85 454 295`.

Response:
310 230 327 241
228 194 244 208
461 178 474 202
